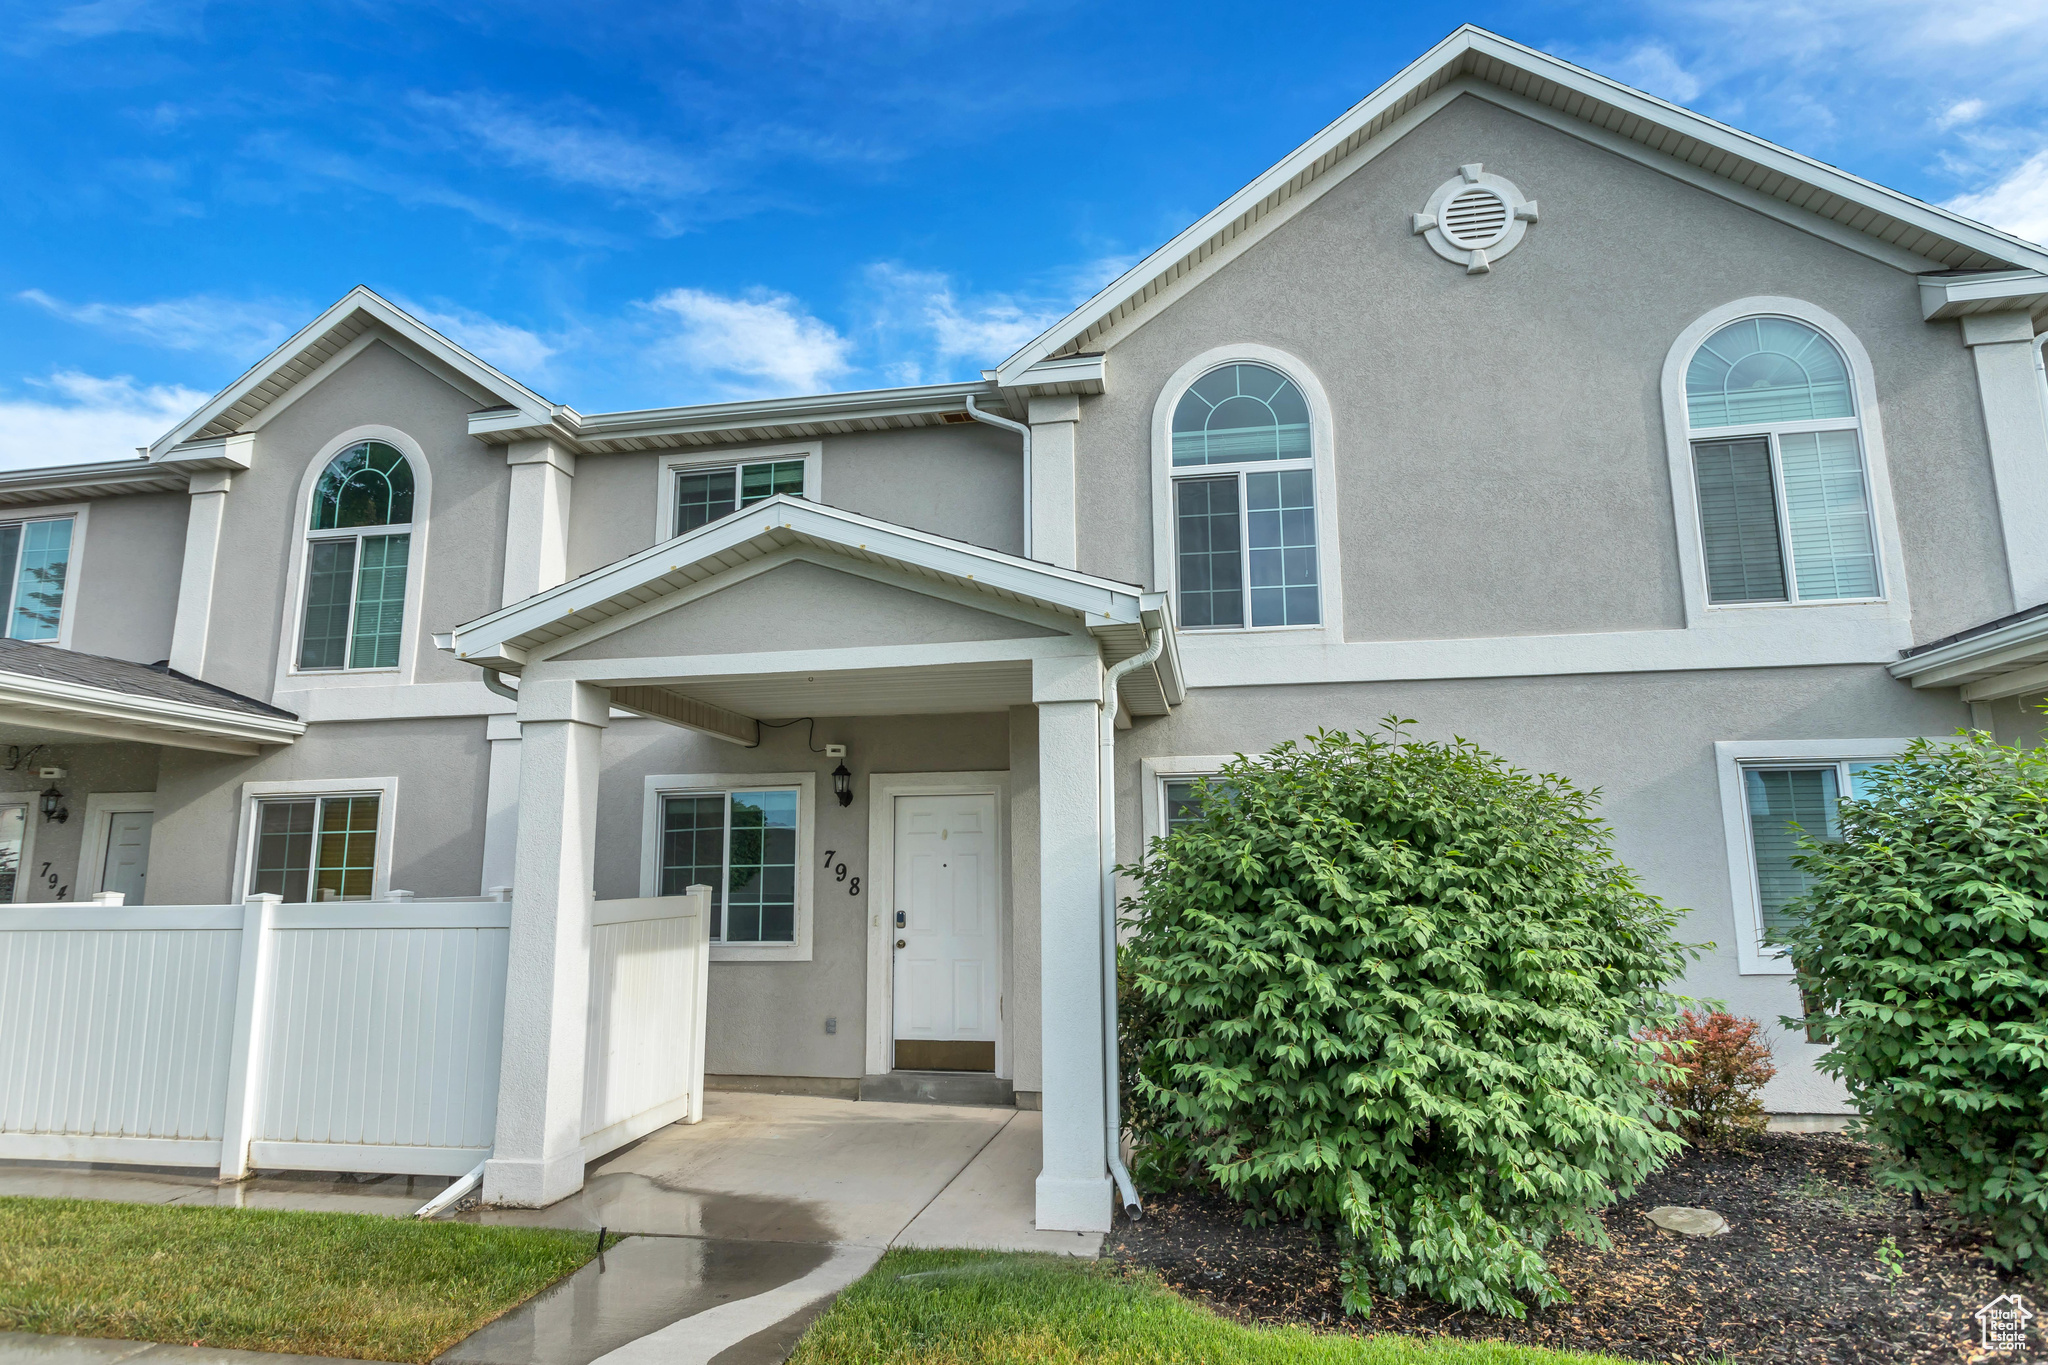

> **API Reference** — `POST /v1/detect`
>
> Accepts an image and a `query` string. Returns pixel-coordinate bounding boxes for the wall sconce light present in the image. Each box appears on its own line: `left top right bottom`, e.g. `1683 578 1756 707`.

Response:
39 785 67 824
831 762 853 807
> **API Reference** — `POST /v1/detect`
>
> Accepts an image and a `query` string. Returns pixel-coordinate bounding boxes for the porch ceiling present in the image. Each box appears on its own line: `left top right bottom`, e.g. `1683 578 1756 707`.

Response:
442 498 1184 734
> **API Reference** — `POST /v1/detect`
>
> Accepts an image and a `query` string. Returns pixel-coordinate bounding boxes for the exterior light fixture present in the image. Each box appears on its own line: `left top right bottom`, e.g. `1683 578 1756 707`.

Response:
832 762 853 807
39 785 67 824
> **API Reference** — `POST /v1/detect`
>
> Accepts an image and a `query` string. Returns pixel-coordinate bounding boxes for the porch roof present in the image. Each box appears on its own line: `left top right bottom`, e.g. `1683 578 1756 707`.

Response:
0 641 305 755
441 497 1184 719
1890 603 2048 701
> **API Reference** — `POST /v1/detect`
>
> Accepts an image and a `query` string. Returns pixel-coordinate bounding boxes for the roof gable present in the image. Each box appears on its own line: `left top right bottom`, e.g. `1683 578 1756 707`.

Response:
997 25 2048 383
146 286 556 459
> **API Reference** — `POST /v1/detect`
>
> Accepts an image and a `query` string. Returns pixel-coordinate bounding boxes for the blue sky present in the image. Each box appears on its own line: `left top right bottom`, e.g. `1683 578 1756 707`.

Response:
3 0 2046 469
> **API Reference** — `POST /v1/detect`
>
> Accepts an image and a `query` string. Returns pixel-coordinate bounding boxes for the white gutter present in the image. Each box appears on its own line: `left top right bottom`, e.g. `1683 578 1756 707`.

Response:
963 394 1031 561
1098 627 1163 1221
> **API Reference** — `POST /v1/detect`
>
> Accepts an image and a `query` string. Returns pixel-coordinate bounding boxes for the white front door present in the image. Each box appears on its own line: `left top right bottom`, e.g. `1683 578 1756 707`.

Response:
101 811 153 904
891 792 999 1072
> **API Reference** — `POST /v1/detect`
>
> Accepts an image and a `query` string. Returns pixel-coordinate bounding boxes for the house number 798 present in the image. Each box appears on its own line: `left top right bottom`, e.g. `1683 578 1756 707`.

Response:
819 850 860 896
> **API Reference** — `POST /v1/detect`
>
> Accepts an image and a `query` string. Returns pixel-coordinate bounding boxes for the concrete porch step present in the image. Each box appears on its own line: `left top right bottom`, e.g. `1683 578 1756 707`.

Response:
859 1071 1015 1107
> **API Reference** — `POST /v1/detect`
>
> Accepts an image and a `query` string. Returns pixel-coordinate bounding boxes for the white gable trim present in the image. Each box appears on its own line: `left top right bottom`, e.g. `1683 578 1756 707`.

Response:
996 25 2048 383
147 286 554 458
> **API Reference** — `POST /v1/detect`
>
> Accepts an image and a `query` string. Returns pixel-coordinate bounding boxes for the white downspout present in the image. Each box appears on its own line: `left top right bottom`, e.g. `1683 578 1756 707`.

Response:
1099 626 1163 1221
963 393 1031 561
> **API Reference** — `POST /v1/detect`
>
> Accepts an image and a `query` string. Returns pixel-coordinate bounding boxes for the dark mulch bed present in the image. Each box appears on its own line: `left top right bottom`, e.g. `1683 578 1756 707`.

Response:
1106 1133 2044 1363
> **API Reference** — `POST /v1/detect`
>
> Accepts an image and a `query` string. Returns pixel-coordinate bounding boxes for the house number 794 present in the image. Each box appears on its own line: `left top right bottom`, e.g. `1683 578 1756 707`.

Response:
819 850 860 896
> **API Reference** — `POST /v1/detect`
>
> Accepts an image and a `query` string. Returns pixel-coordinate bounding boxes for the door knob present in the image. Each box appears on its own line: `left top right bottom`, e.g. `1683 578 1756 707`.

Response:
895 938 906 949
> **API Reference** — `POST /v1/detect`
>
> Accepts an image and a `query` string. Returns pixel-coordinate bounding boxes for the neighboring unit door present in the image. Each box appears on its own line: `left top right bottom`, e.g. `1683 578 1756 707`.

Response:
101 811 153 904
891 792 999 1073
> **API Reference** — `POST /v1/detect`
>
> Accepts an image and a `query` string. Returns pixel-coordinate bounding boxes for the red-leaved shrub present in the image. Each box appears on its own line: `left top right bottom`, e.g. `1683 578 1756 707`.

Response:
1640 1010 1776 1145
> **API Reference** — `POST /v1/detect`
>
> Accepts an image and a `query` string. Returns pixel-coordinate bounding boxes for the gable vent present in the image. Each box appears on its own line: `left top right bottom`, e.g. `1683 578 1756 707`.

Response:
1440 189 1510 248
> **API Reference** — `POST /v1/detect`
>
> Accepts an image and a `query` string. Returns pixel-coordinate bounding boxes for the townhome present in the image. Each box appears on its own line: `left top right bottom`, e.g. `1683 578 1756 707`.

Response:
4 26 2046 1234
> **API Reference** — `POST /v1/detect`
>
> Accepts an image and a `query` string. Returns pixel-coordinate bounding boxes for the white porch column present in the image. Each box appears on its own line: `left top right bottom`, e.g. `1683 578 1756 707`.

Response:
1033 653 1109 1232
1963 313 2048 610
168 463 241 677
483 677 609 1207
1028 395 1080 570
502 438 576 606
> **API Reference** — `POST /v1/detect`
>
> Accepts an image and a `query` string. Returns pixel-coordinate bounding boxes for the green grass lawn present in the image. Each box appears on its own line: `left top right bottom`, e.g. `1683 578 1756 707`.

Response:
0 1196 595 1362
790 1249 1633 1365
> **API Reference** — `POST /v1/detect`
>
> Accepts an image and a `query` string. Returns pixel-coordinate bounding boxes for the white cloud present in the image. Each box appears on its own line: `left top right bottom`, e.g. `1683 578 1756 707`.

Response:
413 92 709 203
1937 98 1987 130
1609 42 1703 103
0 372 208 471
863 265 1057 378
397 300 558 377
642 288 853 397
20 289 299 360
1947 149 2048 245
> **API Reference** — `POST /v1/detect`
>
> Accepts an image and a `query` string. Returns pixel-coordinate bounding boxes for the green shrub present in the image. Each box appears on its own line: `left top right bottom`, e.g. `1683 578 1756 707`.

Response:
1120 726 1694 1318
1777 731 2048 1278
1639 1010 1775 1146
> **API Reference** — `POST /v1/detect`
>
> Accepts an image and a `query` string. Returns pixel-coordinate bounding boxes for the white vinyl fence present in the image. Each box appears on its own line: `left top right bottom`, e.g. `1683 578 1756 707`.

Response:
0 888 711 1180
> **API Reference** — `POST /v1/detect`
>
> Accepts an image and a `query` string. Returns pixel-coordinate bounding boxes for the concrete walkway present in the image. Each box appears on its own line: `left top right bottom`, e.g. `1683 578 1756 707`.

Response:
0 1090 1101 1365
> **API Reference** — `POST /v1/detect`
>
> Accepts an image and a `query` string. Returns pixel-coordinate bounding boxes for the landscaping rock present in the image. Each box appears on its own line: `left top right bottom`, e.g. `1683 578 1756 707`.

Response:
1647 1204 1730 1236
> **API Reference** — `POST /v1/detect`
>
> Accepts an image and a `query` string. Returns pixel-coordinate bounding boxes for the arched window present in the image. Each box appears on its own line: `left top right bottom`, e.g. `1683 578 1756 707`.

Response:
1168 362 1319 628
298 440 415 670
1683 317 1878 604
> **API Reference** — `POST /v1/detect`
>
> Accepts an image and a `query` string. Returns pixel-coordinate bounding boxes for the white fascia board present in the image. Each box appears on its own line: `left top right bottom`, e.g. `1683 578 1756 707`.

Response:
492 380 1005 451
996 24 2048 383
449 496 1149 660
1919 271 2048 321
146 286 555 458
0 673 306 747
1890 612 2048 688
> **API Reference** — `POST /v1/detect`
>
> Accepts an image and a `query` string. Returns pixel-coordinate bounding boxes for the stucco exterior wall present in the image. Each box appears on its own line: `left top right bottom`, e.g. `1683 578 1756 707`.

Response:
146 716 491 904
70 492 187 665
1986 692 2048 747
591 711 1014 1081
1115 664 1970 1112
563 423 1026 584
198 340 511 701
1076 92 2011 647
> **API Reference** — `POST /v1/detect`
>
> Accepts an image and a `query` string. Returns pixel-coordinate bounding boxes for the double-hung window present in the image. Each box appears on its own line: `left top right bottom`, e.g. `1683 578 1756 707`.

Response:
1685 317 1880 605
658 787 799 943
1170 363 1320 629
1741 759 1882 944
0 515 75 642
298 442 414 671
672 458 807 538
249 792 382 902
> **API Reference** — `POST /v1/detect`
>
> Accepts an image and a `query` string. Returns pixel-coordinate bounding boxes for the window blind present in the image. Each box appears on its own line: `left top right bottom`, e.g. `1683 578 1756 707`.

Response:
1779 431 1878 599
1745 766 1840 936
1693 438 1786 603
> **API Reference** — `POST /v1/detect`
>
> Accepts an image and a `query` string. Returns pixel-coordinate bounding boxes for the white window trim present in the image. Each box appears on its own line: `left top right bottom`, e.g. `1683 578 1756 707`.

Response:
0 501 90 651
1138 754 1246 848
639 770 815 963
652 441 824 545
1150 345 1342 637
1661 299 1909 632
0 788 45 903
1713 737 1947 976
76 792 156 902
233 776 400 904
862 770 1011 1077
274 426 433 694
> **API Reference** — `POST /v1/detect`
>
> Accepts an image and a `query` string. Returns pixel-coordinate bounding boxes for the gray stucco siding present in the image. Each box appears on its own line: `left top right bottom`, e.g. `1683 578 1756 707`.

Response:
199 341 511 701
1115 664 1970 1112
146 716 491 904
1077 93 2010 646
593 710 1013 1081
550 559 1063 663
70 492 187 666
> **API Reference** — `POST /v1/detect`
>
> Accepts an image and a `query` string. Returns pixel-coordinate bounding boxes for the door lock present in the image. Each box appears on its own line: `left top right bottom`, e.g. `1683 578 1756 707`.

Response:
895 938 906 949
894 910 906 928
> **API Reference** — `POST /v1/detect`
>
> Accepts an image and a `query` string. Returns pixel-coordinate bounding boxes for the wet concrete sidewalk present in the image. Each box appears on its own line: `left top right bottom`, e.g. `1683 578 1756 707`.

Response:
0 1090 1101 1365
